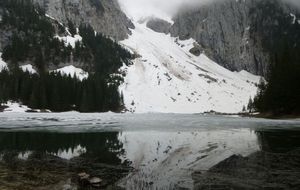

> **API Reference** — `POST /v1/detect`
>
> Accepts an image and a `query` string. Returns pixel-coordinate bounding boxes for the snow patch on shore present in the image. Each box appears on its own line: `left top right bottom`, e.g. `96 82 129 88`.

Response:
2 101 30 113
1 101 52 113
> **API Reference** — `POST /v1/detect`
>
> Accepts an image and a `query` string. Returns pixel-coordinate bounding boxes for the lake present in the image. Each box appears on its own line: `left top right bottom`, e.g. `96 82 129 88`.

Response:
0 113 299 189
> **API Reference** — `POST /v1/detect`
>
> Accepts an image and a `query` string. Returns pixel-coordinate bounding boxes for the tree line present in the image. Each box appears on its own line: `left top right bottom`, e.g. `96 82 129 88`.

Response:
0 69 124 112
248 1 300 115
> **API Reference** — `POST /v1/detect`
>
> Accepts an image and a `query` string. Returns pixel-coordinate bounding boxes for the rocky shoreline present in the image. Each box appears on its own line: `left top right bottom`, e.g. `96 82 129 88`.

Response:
0 152 131 190
193 149 300 190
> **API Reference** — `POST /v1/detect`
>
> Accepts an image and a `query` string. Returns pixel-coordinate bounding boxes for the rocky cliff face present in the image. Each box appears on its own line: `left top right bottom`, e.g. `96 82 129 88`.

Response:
146 18 172 34
33 0 134 41
170 0 299 75
2 0 298 76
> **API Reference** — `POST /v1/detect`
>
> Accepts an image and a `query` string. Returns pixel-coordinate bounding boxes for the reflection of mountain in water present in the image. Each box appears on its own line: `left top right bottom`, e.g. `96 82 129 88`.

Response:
0 132 124 164
256 129 300 153
117 129 260 189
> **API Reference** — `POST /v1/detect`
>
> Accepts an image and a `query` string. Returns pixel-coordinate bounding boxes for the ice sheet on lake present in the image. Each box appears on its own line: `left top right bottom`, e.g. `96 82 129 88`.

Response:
0 113 300 132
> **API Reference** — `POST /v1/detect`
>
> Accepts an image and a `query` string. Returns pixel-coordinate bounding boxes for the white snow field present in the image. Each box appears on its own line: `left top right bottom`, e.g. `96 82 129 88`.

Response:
1 101 52 113
51 65 89 81
1 53 37 74
119 22 261 113
55 34 82 48
1 101 31 113
0 53 8 71
20 64 37 74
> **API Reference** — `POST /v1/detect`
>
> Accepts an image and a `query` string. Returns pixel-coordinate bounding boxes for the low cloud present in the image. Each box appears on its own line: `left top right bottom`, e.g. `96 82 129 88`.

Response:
117 0 300 22
117 0 219 22
284 0 300 9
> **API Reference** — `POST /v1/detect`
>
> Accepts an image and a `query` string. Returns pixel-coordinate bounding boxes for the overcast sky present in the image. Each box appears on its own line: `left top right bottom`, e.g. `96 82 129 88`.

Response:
286 0 300 9
117 0 300 22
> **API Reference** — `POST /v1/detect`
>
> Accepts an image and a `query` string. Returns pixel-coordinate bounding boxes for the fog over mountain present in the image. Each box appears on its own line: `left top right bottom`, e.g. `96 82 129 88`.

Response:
286 0 300 9
117 0 219 22
118 0 300 22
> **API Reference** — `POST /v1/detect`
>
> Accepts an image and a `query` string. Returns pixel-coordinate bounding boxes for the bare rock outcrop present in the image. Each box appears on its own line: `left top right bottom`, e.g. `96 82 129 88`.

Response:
146 18 172 34
33 0 134 41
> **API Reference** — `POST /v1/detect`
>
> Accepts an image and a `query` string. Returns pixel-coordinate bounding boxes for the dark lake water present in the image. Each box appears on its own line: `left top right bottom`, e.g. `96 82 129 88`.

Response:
0 113 299 189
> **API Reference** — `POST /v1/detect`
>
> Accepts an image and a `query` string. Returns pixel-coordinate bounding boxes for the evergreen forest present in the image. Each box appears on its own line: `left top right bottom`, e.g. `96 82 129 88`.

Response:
0 0 132 112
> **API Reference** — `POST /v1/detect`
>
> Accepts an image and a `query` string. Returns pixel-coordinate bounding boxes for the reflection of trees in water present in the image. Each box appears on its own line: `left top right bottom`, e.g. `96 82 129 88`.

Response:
0 132 124 164
255 129 300 153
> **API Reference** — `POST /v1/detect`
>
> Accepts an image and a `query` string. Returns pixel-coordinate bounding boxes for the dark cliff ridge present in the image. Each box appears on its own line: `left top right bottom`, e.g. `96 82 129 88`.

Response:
170 0 300 76
32 0 134 41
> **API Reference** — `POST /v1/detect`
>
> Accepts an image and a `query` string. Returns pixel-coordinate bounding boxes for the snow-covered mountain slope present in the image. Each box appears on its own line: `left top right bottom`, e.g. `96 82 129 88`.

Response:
120 22 261 113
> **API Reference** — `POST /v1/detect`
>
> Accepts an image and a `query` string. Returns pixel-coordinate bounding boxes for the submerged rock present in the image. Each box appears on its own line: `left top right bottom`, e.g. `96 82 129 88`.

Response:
0 152 130 190
89 177 102 184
